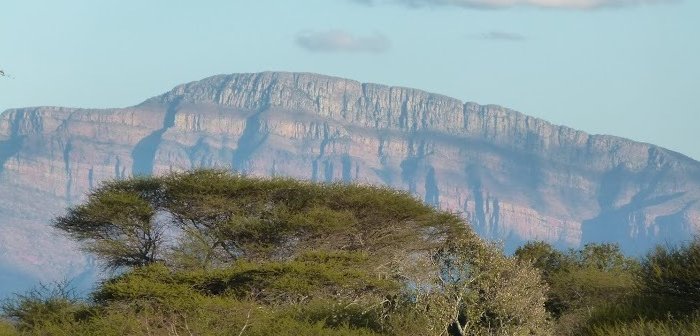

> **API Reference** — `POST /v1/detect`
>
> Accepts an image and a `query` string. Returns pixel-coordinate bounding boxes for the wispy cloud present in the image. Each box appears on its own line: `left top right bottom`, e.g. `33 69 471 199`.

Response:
295 30 391 53
471 30 526 41
352 0 678 10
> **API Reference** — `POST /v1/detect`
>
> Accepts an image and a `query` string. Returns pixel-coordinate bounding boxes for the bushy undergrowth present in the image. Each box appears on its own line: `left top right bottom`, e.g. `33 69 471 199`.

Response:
0 320 17 336
516 237 700 336
587 313 700 336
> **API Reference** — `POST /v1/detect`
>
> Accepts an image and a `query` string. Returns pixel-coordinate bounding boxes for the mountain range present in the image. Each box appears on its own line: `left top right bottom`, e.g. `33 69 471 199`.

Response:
1 72 699 295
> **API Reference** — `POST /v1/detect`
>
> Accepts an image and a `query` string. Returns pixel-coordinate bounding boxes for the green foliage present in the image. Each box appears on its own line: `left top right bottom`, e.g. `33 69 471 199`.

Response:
639 237 700 313
576 237 700 335
572 243 638 272
515 241 639 335
94 254 398 306
0 319 17 336
53 188 163 269
547 266 637 334
586 312 700 336
517 239 700 336
55 169 462 271
514 241 571 276
13 169 553 335
0 282 90 333
419 240 551 335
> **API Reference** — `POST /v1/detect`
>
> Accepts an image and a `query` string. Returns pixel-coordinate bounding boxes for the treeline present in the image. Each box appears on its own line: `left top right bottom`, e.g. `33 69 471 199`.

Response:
514 239 700 335
0 170 699 335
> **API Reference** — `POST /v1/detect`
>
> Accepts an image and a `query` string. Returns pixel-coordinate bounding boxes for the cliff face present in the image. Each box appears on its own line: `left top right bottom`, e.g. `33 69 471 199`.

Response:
1 72 699 286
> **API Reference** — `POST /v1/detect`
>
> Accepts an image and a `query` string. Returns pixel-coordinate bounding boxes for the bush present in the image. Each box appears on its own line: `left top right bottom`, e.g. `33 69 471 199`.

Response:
0 282 90 333
639 237 700 313
515 241 641 335
0 319 17 336
586 313 700 336
537 237 700 335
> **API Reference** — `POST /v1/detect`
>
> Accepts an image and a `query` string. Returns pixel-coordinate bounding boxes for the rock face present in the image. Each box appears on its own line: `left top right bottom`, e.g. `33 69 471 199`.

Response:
1 72 699 291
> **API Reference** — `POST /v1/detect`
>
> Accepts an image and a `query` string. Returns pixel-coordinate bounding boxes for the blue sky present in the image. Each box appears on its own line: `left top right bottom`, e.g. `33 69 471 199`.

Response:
1 0 698 159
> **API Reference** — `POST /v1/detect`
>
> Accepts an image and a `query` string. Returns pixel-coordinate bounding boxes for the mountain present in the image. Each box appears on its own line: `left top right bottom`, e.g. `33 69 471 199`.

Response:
1 72 699 293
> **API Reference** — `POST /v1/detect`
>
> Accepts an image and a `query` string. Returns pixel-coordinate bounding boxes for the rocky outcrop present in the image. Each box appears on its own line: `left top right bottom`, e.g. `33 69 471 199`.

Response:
1 72 699 291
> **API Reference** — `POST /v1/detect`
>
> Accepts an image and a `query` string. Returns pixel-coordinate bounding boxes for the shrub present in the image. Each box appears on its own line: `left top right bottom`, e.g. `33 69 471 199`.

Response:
0 282 90 333
639 237 700 313
0 319 17 336
586 312 700 336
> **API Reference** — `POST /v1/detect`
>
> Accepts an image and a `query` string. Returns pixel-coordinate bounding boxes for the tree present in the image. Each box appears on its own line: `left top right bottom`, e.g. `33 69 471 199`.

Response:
50 169 552 335
53 177 167 269
639 237 700 312
514 241 570 276
424 241 550 335
574 243 634 272
580 237 700 335
0 281 84 332
515 241 640 335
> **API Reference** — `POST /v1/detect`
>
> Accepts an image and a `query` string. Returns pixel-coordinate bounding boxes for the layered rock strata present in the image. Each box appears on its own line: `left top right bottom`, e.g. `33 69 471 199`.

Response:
1 72 698 287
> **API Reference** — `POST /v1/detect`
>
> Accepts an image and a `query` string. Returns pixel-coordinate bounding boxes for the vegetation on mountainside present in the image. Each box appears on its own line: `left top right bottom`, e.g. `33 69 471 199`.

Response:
1 170 550 335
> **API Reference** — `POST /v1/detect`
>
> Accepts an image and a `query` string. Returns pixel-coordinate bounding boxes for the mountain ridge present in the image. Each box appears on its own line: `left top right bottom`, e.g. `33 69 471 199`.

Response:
1 71 698 295
8 72 699 167
144 72 700 169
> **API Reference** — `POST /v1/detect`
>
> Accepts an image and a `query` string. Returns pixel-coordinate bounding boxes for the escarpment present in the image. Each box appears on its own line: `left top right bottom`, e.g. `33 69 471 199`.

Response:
1 72 699 289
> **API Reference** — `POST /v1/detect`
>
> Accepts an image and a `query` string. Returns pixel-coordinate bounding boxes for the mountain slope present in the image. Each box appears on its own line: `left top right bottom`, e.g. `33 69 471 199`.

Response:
1 72 699 291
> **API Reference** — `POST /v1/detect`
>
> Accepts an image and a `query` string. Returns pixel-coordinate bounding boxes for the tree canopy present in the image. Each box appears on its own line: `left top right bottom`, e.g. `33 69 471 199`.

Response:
34 170 551 335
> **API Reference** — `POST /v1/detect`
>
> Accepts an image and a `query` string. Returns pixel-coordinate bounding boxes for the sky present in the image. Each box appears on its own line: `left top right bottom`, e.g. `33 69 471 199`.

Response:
1 0 698 159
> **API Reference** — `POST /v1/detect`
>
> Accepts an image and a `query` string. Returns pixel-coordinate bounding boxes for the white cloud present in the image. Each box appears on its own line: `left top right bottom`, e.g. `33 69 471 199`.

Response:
353 0 678 9
296 30 391 53
473 30 526 40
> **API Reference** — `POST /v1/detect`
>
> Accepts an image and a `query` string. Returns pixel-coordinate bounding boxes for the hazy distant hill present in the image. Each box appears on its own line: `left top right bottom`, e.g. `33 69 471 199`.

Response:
1 72 699 293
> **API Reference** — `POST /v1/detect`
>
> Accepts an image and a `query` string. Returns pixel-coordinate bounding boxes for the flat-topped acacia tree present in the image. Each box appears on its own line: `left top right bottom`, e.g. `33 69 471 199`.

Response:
52 170 551 335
